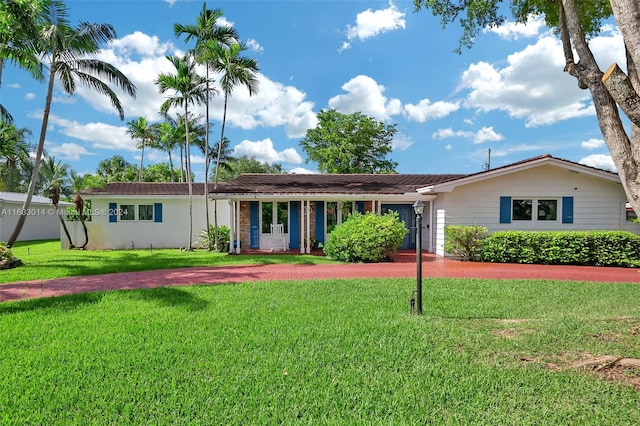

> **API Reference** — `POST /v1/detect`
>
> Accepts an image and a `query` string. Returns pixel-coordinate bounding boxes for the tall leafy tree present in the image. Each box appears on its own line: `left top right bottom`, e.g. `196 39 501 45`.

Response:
40 156 74 247
155 54 210 250
6 1 137 247
208 41 259 249
218 155 286 182
174 4 237 249
413 0 640 215
0 120 31 191
125 116 155 182
300 109 398 174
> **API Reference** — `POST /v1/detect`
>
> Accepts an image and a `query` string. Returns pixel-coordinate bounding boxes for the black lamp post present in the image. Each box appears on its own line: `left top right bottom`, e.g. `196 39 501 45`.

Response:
413 200 425 315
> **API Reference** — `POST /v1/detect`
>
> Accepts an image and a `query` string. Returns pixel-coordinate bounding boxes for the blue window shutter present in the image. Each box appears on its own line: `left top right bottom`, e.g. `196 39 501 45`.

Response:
154 203 163 223
315 201 325 244
356 201 365 214
499 196 511 223
562 197 574 223
109 202 117 223
249 201 260 249
289 201 300 249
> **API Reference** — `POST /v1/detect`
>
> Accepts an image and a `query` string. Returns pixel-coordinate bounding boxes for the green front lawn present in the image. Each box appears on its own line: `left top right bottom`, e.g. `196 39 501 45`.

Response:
1 240 338 283
1 278 639 424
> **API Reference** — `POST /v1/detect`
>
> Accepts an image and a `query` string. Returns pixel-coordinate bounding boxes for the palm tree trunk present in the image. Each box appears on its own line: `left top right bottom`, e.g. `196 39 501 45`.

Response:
168 151 175 181
204 70 212 249
6 68 55 247
79 214 88 249
54 202 75 248
138 142 145 182
179 145 184 182
184 104 193 250
213 93 229 252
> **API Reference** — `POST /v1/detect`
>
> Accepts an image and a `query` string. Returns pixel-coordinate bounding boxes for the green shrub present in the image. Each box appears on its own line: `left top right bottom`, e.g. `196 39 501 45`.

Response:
198 225 231 252
481 230 640 267
0 242 22 269
323 211 408 262
444 225 488 261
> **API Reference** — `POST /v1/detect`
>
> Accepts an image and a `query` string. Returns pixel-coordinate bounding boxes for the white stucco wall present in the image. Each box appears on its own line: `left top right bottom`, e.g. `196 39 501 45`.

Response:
63 196 230 250
438 165 627 232
433 165 632 257
0 201 64 242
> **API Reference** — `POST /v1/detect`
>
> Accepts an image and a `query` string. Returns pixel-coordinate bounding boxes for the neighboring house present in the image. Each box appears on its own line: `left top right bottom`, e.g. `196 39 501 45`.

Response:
0 192 72 242
211 155 640 256
67 183 231 250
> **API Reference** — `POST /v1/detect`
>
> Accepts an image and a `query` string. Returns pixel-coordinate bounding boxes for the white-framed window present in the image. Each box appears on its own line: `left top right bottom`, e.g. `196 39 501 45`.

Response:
261 202 289 233
512 198 558 221
120 204 135 221
138 204 154 221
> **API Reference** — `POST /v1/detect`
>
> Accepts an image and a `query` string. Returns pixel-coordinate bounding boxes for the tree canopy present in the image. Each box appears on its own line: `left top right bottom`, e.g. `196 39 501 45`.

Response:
300 109 398 174
414 0 640 215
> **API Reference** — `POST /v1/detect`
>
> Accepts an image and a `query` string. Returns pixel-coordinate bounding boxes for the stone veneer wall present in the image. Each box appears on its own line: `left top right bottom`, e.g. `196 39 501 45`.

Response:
236 200 376 249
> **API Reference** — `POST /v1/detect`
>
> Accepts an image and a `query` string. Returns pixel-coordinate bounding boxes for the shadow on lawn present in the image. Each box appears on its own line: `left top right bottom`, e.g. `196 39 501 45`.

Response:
124 287 209 311
0 292 104 315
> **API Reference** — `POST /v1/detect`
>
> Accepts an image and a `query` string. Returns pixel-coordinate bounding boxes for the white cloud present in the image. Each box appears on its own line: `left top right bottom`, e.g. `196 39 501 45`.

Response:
72 32 316 139
432 126 503 144
341 1 405 51
42 114 135 152
404 98 460 122
328 75 401 121
110 31 175 58
7 83 20 89
25 93 35 101
459 37 592 126
579 154 617 172
485 15 546 40
392 132 413 151
247 39 263 53
45 142 93 161
581 138 605 150
290 167 319 174
233 138 304 165
458 28 625 127
474 126 504 143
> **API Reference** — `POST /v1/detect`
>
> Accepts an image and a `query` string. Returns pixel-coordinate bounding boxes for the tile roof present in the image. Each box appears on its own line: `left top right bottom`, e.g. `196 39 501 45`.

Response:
82 182 207 196
212 173 467 195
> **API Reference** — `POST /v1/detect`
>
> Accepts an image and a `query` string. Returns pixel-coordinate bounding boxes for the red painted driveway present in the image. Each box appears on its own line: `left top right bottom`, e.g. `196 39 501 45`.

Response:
1 252 639 303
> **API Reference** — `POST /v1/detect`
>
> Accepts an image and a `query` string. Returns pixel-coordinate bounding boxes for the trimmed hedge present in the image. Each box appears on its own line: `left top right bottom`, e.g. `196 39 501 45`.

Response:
480 230 640 267
444 225 488 261
323 211 408 262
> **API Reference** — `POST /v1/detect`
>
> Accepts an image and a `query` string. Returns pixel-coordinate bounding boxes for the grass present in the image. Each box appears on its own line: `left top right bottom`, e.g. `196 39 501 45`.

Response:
1 277 639 424
1 240 338 283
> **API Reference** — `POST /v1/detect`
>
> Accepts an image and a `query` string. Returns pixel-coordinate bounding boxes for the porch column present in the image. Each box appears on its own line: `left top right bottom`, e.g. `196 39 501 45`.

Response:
299 199 305 254
306 200 311 253
427 200 433 253
235 201 241 254
227 200 234 254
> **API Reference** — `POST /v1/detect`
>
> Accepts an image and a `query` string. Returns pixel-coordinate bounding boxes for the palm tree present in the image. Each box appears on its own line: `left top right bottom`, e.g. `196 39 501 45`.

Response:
0 0 47 122
210 137 234 181
209 41 259 249
40 156 74 248
5 1 137 247
153 120 182 182
155 54 210 250
70 171 88 249
125 116 155 182
0 120 31 192
174 4 237 249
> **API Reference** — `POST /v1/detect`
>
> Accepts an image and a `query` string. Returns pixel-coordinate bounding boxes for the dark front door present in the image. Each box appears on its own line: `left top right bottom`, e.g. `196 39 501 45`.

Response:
381 204 414 249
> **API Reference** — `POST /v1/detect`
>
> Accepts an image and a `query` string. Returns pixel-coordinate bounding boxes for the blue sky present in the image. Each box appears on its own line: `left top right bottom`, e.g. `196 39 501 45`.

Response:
1 0 627 180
